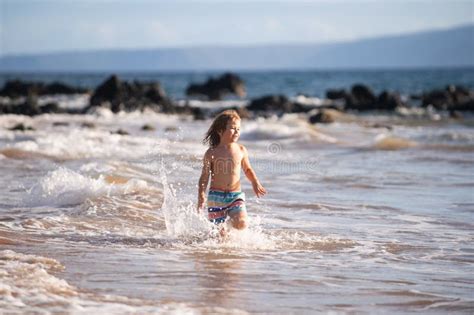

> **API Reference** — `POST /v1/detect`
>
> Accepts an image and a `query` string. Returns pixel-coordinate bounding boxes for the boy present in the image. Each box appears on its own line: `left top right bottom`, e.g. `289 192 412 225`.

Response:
197 110 266 231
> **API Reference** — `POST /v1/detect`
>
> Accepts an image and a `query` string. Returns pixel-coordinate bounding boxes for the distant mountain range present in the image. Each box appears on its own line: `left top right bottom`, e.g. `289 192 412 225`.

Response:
1 24 473 72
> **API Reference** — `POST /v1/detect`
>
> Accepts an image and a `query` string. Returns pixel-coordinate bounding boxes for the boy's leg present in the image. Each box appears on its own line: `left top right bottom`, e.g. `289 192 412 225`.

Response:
229 210 247 230
219 225 228 238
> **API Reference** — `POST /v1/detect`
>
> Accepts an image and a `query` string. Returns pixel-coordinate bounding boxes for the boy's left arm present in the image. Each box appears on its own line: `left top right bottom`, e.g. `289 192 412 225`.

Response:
241 145 267 198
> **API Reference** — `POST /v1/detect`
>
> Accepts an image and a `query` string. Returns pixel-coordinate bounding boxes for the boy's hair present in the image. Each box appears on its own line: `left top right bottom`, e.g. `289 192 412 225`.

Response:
203 110 241 148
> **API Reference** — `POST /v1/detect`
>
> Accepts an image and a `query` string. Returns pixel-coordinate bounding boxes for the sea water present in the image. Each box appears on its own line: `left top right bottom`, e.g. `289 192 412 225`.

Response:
1 68 473 99
0 70 473 314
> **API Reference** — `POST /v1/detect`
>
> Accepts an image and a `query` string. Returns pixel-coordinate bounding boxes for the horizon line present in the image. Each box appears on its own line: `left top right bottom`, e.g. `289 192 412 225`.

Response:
1 65 473 75
1 22 472 59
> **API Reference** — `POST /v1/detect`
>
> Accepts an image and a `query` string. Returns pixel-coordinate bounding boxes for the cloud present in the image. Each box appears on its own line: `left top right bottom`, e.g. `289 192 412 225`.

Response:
262 17 282 32
75 20 179 49
301 19 354 42
147 20 179 43
96 24 119 44
77 21 119 47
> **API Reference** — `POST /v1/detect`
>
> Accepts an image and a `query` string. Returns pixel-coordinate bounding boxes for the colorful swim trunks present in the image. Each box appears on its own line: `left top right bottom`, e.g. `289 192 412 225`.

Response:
207 190 246 224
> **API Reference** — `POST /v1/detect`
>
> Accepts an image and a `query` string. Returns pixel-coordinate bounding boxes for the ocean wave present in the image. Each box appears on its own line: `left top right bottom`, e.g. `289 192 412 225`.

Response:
175 99 248 109
3 128 161 160
0 250 236 314
0 147 60 160
0 250 75 312
416 130 474 145
38 94 90 109
26 167 148 207
240 115 337 143
373 134 417 150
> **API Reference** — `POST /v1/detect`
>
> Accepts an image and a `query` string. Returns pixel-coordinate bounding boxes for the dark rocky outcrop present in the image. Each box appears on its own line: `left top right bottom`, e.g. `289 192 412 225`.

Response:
309 111 335 124
141 124 156 131
422 89 451 110
337 85 406 111
0 80 42 98
376 91 405 110
0 96 64 116
43 82 87 95
8 123 35 131
112 129 129 135
190 107 207 120
81 122 96 129
246 95 317 116
0 103 12 115
186 73 246 101
165 126 178 132
229 107 251 119
363 122 393 130
40 102 62 114
326 89 349 100
85 75 174 113
0 96 41 116
345 84 377 110
246 95 293 114
0 80 87 98
449 110 463 119
89 75 125 107
308 109 347 124
292 102 320 113
53 122 70 127
422 85 474 111
0 91 66 116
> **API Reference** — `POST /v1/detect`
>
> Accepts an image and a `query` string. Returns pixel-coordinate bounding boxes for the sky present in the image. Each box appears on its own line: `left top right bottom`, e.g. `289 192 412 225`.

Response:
0 0 473 56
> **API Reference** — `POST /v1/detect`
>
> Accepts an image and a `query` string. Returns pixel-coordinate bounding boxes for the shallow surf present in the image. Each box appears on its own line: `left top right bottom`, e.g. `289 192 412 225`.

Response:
0 107 473 313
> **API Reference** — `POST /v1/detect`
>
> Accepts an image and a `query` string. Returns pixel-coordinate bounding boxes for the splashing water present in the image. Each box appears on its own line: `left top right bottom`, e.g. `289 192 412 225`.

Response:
154 148 352 252
158 158 212 239
157 157 280 250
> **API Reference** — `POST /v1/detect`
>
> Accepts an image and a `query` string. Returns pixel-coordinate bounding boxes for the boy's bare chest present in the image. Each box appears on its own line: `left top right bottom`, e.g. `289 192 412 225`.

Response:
211 149 243 167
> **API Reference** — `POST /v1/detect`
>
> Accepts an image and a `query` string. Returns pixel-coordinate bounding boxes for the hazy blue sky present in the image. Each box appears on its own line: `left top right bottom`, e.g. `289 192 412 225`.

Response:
1 0 473 56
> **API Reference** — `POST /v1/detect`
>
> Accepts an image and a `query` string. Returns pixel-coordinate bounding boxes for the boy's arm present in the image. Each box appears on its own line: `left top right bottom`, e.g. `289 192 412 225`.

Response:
241 145 267 198
197 149 212 211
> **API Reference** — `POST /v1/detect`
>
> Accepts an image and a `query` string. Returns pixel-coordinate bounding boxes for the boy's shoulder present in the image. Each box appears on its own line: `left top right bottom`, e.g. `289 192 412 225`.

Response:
238 143 248 154
204 147 216 158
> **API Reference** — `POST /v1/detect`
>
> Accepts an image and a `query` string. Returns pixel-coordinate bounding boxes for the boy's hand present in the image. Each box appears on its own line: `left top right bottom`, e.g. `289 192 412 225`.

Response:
197 195 206 212
252 182 267 198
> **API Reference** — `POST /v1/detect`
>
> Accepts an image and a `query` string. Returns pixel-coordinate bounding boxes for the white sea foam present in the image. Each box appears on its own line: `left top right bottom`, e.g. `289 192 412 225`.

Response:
1 104 473 313
158 157 271 249
0 250 241 314
157 158 356 252
416 129 474 145
26 167 148 207
38 94 90 109
176 99 248 109
0 250 74 311
5 127 167 161
291 95 324 106
240 115 337 143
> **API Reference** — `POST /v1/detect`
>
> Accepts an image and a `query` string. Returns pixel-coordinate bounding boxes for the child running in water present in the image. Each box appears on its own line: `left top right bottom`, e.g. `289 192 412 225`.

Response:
197 110 266 231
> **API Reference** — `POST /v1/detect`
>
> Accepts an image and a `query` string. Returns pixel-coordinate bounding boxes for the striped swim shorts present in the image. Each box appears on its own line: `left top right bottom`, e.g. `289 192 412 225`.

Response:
207 190 246 224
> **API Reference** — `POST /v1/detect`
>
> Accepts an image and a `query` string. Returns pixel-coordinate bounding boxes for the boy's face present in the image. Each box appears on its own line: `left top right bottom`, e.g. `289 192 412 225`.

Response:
219 118 241 144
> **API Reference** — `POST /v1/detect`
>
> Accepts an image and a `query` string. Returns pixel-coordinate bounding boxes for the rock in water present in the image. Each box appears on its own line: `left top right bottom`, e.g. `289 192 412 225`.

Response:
345 84 377 110
141 124 156 131
246 95 293 114
376 91 404 110
186 73 246 101
8 123 35 131
0 80 86 98
308 109 344 124
87 75 173 113
422 85 474 111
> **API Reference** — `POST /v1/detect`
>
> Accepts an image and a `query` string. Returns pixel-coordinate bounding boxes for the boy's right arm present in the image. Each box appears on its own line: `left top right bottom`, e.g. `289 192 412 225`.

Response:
197 149 211 212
